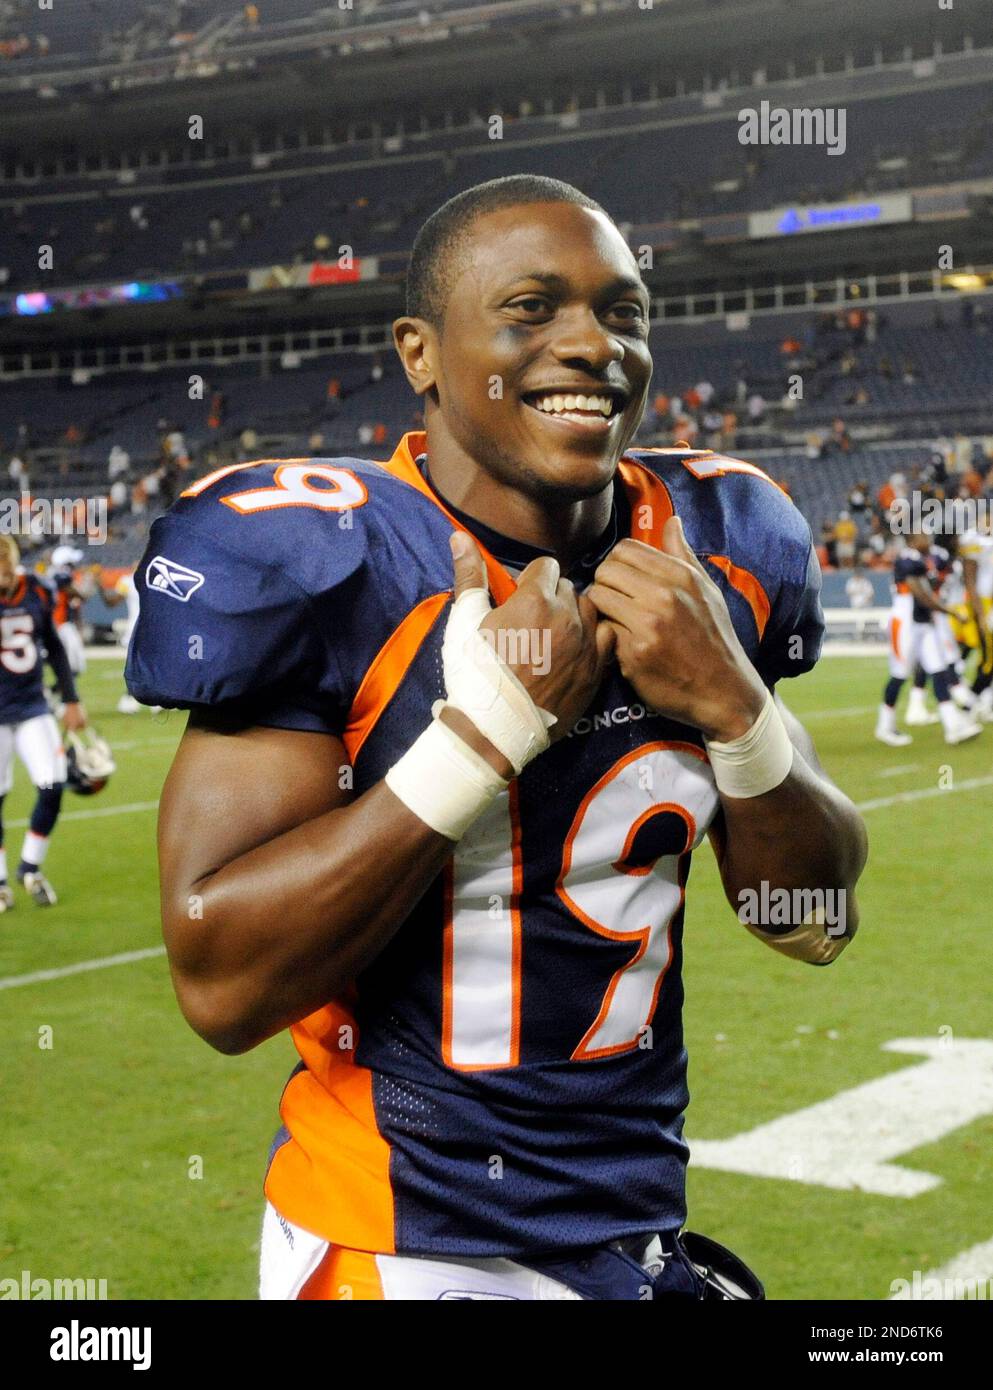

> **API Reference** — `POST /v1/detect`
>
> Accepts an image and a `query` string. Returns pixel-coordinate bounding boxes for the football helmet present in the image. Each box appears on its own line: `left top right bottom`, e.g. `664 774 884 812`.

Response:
65 728 116 795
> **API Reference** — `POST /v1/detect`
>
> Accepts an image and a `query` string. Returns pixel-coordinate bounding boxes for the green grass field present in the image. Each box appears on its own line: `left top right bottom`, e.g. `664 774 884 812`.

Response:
1 653 990 1300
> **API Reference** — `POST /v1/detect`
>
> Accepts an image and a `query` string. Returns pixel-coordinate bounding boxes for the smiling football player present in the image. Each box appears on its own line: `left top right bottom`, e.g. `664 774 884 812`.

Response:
126 175 868 1301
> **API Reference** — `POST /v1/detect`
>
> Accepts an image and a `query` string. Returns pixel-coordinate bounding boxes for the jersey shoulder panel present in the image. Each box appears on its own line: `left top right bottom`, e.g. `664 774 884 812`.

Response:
125 455 456 729
623 447 822 682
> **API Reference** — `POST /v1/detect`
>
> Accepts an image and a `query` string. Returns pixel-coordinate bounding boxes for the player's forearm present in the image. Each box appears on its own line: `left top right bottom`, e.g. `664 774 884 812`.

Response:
165 784 455 1054
715 751 867 940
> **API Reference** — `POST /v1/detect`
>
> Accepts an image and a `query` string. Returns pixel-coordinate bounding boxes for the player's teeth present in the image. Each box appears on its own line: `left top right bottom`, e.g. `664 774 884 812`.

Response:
574 394 588 410
552 395 564 411
600 398 612 416
564 395 577 410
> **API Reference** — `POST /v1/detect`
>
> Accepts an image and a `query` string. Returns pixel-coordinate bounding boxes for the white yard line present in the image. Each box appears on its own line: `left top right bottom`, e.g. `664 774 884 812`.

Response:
876 763 922 778
0 945 166 992
798 705 876 720
890 1236 993 1300
5 800 159 829
856 776 993 813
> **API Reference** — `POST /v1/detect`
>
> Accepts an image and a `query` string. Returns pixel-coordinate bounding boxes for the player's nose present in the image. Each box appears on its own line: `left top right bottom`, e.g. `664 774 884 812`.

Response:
548 308 625 372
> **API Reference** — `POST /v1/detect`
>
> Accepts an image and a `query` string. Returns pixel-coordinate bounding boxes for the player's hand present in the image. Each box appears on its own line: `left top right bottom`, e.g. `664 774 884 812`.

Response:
62 702 87 732
587 518 767 742
449 530 614 743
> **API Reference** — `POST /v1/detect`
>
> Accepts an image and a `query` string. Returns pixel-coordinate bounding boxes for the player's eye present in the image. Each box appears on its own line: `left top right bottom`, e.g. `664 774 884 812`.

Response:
607 301 648 328
508 295 552 315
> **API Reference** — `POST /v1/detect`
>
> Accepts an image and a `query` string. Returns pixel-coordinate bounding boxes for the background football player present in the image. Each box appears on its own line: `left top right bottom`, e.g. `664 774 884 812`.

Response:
128 177 868 1301
959 516 993 721
0 536 87 908
876 533 981 747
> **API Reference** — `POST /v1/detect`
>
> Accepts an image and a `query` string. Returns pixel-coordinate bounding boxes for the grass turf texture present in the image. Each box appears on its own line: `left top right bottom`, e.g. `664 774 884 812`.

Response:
0 654 989 1299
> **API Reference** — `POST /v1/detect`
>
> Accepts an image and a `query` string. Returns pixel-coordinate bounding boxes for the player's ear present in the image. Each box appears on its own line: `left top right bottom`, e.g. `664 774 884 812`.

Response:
393 317 439 398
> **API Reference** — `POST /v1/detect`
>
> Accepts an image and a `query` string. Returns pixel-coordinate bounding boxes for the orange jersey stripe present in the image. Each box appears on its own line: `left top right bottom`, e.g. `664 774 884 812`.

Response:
705 555 772 640
380 434 516 605
343 589 450 763
264 996 396 1254
299 1246 385 1300
617 457 675 545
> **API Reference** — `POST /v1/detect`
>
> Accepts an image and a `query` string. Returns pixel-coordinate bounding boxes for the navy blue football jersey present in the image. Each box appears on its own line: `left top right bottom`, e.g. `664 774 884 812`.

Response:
0 572 76 724
892 547 932 622
126 434 824 1258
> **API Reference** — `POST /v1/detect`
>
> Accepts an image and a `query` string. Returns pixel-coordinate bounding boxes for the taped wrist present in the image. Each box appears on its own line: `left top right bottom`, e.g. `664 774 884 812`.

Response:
385 716 509 841
705 689 794 799
439 587 556 776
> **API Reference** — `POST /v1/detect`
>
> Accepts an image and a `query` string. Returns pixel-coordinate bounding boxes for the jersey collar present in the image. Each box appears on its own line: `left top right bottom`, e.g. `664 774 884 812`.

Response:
380 431 674 592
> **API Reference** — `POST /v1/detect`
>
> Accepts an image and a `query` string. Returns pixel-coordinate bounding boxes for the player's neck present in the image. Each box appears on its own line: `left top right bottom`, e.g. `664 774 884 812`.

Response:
421 435 613 571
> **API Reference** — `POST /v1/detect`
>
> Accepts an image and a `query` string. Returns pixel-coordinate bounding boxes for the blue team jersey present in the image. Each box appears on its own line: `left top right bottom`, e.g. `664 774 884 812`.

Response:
892 547 933 622
126 432 823 1258
0 573 63 725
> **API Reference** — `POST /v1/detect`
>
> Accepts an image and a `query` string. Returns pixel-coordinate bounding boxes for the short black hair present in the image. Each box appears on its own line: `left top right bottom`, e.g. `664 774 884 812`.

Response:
405 175 608 326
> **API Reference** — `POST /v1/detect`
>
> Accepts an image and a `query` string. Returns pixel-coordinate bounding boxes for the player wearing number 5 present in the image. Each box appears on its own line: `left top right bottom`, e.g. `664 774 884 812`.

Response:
0 536 87 909
127 176 867 1300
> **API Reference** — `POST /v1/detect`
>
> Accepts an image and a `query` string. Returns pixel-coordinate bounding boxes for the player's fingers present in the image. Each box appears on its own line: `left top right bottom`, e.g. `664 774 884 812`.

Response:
517 554 562 599
585 582 636 630
450 530 490 601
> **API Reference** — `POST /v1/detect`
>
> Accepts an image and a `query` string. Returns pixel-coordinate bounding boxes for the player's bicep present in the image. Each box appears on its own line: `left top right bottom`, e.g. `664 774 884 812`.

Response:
158 713 353 924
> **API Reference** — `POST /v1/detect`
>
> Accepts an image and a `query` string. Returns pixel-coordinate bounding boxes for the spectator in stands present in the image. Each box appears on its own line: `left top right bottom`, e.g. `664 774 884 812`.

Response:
245 3 259 27
820 519 838 569
779 335 802 358
720 409 738 450
238 209 254 237
878 355 894 379
309 430 325 455
702 408 723 446
109 479 128 512
165 426 187 461
9 454 27 490
370 357 384 384
239 427 258 461
830 417 851 453
208 391 226 430
357 423 374 447
846 480 868 517
682 386 701 413
834 511 858 569
326 375 342 403
866 513 888 563
901 357 917 385
108 444 130 480
746 392 765 423
845 568 874 610
693 379 714 406
129 203 149 231
372 422 388 447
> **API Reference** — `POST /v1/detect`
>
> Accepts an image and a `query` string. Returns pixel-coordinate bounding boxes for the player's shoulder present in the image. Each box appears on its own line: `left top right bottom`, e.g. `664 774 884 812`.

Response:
149 452 449 598
27 572 54 604
623 445 812 579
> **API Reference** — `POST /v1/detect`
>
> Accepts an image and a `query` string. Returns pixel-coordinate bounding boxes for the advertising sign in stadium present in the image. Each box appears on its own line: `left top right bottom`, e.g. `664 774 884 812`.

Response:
748 192 912 239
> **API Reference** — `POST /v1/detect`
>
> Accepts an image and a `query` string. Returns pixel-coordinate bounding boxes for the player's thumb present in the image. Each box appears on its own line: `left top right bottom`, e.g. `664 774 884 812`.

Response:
662 513 704 569
450 530 490 601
